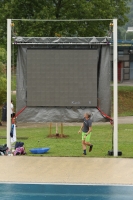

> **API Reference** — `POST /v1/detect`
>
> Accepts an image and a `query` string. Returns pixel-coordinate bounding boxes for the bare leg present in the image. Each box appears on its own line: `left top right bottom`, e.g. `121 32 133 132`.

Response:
85 142 91 146
82 140 86 149
85 142 93 152
82 140 86 155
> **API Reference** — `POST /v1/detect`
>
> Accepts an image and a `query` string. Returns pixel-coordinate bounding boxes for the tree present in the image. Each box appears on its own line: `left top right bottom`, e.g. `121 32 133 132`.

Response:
0 74 6 105
0 48 7 105
125 32 133 40
0 0 131 46
118 0 133 39
0 47 6 64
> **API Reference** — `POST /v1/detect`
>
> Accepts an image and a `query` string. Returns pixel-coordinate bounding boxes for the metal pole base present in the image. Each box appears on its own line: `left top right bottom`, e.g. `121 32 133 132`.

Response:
108 150 122 156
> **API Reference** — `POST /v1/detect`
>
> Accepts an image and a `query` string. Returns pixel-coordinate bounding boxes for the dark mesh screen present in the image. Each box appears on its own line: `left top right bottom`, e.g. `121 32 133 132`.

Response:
27 49 98 107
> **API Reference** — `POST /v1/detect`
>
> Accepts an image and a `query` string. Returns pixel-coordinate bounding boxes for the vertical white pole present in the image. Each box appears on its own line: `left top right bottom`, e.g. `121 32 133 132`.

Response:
7 19 11 149
125 32 127 41
113 19 118 156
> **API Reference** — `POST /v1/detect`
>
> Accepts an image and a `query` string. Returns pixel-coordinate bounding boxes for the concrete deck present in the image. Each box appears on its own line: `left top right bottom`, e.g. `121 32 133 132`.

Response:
0 117 133 185
0 157 133 185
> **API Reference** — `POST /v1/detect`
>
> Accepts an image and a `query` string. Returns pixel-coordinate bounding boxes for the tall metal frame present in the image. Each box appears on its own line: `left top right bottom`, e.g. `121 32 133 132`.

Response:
7 19 118 156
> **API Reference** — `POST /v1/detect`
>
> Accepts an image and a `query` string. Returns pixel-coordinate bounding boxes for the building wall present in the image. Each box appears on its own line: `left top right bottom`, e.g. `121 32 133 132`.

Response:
111 46 133 81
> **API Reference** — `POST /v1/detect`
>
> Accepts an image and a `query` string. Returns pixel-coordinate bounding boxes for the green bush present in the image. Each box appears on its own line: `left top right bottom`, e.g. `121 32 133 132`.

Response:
0 75 6 105
0 62 6 105
0 48 6 64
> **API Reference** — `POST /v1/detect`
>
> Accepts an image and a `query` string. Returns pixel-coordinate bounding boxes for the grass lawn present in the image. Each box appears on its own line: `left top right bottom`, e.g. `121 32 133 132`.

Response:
117 86 133 116
0 124 133 158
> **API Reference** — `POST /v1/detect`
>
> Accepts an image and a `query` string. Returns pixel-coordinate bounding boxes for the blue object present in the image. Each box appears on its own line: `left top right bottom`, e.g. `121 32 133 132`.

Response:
0 184 133 200
30 147 50 154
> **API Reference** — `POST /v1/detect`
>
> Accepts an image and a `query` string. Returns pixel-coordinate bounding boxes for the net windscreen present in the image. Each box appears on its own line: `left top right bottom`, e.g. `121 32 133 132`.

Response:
27 49 98 107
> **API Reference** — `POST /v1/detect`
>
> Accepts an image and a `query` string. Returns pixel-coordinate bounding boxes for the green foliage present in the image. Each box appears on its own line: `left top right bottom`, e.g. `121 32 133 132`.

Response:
118 0 133 39
0 48 6 102
0 0 131 46
0 51 7 105
0 75 6 105
0 48 6 64
11 75 16 91
0 63 5 75
124 0 133 28
125 31 133 40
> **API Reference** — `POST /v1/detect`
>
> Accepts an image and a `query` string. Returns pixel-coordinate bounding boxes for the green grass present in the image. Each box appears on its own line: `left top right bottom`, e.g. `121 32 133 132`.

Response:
111 85 133 117
118 86 133 91
0 124 133 157
118 86 133 116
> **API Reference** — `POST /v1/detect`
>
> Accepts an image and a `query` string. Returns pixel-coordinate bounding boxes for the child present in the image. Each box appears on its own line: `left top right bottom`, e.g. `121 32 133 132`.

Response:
78 113 93 155
10 113 17 143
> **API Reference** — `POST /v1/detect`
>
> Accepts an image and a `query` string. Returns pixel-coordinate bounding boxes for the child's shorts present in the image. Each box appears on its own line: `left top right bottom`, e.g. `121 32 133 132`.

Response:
82 132 92 142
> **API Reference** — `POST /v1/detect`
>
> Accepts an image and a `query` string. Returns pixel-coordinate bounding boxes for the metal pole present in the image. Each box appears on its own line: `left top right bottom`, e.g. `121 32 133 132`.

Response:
113 19 118 156
12 19 113 22
125 32 127 41
7 19 11 149
13 43 110 45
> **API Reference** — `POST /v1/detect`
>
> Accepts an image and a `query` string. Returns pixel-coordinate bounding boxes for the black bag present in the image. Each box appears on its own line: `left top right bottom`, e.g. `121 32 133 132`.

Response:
15 142 24 149
0 144 8 153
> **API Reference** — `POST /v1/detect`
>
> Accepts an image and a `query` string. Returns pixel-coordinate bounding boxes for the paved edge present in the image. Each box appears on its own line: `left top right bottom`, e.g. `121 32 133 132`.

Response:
0 157 133 185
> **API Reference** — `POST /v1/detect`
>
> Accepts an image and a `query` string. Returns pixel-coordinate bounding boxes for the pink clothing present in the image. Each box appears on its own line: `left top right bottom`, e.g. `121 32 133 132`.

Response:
14 147 25 155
